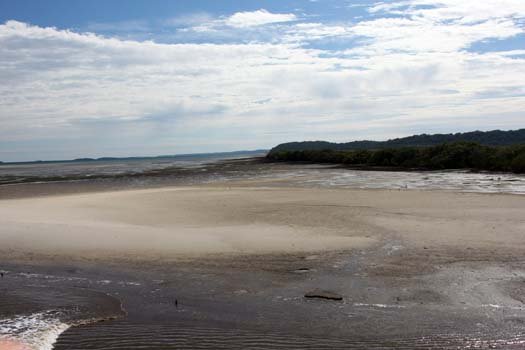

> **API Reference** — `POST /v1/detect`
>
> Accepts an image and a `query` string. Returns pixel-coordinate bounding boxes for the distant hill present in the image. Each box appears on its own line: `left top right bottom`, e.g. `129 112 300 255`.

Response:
267 129 525 173
270 129 525 153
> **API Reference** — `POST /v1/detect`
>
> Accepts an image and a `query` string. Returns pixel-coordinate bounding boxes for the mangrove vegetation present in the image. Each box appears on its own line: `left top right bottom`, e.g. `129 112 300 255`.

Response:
267 142 525 173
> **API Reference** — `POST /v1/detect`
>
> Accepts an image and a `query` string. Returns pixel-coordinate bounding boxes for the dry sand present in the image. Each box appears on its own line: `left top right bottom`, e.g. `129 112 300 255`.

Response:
1 186 523 261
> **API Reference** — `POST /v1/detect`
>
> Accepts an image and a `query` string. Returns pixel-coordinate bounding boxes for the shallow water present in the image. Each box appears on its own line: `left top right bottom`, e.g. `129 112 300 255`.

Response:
1 157 524 195
53 322 525 349
265 167 525 194
4 262 525 350
0 153 264 185
0 277 124 350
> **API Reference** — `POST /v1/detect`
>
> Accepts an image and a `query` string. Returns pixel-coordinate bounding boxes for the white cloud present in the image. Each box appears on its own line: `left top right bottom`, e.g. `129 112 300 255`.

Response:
284 23 350 42
372 0 525 22
179 9 298 34
348 16 522 54
225 9 297 28
341 0 525 56
283 0 524 51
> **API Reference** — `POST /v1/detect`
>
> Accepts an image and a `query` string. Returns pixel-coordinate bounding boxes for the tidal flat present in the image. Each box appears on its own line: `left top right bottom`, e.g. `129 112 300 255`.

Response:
1 160 525 349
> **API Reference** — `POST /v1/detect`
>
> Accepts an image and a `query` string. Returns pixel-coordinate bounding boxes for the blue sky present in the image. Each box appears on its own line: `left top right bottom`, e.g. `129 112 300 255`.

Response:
0 0 365 29
0 0 524 161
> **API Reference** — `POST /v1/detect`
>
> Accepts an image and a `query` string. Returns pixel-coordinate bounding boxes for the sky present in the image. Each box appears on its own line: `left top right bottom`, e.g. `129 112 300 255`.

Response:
0 0 524 161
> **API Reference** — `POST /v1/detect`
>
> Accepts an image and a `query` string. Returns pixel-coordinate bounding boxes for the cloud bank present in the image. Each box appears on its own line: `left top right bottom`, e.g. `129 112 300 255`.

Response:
1 2 524 161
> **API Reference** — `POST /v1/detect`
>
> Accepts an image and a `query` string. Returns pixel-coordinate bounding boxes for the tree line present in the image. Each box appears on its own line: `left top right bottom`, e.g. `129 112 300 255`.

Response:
267 142 525 173
271 129 525 153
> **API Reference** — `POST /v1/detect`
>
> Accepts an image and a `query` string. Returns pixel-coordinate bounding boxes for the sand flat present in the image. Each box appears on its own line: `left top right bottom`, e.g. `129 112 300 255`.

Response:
0 187 375 259
2 185 525 349
0 186 524 260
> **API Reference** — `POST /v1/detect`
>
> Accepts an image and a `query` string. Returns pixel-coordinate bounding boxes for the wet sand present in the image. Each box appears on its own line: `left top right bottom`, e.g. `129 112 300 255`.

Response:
1 181 525 349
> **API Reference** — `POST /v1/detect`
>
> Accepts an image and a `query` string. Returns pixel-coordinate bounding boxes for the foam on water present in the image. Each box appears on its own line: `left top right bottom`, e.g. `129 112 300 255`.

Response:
0 273 126 350
0 311 69 350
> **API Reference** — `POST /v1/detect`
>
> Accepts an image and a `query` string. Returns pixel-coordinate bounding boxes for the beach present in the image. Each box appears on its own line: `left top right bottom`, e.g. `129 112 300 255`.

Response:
1 175 525 349
1 186 524 261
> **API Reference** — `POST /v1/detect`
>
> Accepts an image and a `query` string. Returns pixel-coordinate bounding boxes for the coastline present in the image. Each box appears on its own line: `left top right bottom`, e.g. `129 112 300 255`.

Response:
3 155 524 189
1 157 525 203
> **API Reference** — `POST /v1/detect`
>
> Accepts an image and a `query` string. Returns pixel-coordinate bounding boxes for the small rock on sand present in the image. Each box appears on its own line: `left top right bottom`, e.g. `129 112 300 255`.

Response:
292 268 310 274
304 289 343 301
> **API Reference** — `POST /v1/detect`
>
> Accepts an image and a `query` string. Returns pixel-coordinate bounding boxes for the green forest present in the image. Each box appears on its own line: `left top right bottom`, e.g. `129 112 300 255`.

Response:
271 129 525 153
267 142 525 173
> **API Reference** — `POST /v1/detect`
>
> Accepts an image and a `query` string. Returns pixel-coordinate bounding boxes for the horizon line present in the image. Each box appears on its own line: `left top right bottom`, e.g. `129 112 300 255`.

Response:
0 149 269 165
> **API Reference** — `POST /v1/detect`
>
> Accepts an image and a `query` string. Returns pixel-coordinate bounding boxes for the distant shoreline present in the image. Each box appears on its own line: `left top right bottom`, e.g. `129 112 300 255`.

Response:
0 149 268 165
